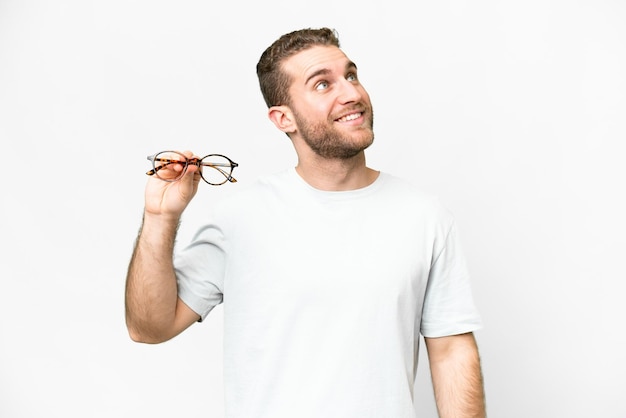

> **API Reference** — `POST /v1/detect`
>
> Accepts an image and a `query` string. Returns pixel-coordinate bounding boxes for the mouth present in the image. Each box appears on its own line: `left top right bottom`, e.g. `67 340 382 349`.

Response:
335 111 363 123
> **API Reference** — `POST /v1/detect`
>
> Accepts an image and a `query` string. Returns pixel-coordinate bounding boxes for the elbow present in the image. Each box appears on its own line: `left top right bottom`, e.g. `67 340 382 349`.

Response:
127 327 149 344
127 328 169 344
126 320 171 344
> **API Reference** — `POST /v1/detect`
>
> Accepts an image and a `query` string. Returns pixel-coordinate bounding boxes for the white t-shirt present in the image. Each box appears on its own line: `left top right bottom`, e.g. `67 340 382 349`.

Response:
175 168 482 418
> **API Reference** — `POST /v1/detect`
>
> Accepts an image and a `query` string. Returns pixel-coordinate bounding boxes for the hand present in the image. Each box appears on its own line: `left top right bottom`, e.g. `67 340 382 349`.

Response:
144 150 202 219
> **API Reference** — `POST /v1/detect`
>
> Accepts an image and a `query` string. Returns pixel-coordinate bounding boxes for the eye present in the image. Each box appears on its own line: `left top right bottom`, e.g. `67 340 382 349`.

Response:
346 72 358 82
315 81 329 91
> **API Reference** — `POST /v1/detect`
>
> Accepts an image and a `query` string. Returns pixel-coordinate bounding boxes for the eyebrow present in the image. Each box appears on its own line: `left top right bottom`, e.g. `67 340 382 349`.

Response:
304 60 358 85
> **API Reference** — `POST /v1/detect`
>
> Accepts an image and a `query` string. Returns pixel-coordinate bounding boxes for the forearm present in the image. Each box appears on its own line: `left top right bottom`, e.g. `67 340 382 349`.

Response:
426 333 486 418
125 212 180 343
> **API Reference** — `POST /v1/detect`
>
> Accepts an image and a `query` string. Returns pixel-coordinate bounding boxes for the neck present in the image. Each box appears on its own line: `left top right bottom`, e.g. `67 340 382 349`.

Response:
295 152 379 191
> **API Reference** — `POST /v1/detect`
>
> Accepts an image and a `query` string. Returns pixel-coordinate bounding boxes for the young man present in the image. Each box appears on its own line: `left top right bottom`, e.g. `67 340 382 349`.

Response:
126 28 486 417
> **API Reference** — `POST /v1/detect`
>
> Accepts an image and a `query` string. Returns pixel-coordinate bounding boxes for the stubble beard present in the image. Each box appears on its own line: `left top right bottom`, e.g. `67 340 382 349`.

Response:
293 108 375 160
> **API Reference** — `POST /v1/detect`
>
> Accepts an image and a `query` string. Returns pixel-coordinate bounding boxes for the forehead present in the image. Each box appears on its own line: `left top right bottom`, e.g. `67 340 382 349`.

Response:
282 45 353 84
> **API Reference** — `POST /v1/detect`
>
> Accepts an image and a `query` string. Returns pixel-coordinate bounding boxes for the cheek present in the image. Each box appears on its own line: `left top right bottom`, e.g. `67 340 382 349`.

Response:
306 95 333 112
296 93 338 121
359 88 372 104
306 102 333 121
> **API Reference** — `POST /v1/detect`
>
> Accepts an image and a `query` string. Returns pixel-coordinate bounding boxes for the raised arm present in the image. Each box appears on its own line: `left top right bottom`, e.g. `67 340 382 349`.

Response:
125 151 202 344
424 332 486 418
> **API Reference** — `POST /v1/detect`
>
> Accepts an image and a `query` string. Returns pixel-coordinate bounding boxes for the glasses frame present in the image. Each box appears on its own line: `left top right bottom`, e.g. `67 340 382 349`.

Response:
146 151 238 185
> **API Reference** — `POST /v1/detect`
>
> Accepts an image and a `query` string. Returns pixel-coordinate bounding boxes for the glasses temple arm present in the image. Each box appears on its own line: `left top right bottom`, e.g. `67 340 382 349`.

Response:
200 162 238 182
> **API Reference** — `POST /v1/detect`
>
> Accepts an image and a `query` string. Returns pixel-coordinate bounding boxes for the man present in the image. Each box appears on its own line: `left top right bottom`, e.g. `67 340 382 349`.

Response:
126 27 486 417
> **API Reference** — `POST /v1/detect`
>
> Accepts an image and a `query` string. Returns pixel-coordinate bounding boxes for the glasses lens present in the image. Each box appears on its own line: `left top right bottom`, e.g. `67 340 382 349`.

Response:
153 151 187 182
200 155 233 185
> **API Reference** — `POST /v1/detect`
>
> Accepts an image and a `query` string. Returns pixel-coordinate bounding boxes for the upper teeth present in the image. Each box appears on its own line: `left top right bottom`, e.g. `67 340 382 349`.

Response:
340 113 361 122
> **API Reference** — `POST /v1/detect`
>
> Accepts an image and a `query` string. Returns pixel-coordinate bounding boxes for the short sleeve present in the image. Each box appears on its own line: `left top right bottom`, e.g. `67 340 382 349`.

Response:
174 221 226 321
420 220 482 337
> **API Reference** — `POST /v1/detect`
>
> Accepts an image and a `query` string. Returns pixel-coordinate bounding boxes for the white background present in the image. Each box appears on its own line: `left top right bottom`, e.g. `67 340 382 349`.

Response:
1 0 625 417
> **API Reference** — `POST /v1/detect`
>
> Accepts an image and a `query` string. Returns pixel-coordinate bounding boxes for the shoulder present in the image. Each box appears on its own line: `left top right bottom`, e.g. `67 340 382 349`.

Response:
378 172 454 223
209 169 293 215
226 169 291 199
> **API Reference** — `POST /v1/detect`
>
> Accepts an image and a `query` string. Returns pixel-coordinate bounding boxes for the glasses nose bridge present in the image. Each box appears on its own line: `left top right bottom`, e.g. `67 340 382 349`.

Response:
188 157 202 167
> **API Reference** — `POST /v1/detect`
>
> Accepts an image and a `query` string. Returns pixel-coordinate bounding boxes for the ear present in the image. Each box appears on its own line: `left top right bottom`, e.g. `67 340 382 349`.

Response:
268 105 296 134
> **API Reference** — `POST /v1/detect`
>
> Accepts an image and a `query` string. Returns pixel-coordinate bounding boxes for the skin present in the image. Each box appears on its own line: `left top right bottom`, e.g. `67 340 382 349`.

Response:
125 151 201 343
426 332 486 418
125 44 485 416
267 46 379 191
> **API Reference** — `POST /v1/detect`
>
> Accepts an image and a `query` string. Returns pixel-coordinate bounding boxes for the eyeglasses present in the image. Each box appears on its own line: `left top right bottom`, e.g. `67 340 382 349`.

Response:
146 151 238 185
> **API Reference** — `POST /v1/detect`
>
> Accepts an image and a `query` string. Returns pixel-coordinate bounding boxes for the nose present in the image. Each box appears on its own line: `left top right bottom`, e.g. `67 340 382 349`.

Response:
337 78 363 104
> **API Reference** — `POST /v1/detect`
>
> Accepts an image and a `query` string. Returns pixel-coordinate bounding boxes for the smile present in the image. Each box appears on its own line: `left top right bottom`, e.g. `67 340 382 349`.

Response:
336 112 362 122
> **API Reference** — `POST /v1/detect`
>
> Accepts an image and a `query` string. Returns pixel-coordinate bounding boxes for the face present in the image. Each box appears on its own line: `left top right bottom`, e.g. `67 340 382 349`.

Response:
282 46 374 160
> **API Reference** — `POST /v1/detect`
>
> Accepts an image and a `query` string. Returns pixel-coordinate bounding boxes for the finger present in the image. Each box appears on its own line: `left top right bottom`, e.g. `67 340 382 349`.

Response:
181 150 199 159
179 150 203 181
